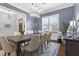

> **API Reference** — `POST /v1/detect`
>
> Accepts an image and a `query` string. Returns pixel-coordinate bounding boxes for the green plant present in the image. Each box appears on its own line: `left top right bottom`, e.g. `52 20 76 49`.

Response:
60 22 69 35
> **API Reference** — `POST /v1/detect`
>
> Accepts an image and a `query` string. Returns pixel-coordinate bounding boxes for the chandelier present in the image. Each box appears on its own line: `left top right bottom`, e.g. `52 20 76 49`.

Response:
30 3 45 18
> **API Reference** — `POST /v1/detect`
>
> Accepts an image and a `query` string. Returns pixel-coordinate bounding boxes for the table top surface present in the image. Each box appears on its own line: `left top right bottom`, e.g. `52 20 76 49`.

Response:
7 34 33 42
7 34 42 42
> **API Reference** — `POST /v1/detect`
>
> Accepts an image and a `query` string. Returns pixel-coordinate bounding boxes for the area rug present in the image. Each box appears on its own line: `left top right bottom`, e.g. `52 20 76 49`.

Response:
40 42 60 56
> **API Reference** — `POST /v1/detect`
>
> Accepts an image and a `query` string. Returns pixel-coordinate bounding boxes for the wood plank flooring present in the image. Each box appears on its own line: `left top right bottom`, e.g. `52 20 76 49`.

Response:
0 40 65 56
58 42 65 56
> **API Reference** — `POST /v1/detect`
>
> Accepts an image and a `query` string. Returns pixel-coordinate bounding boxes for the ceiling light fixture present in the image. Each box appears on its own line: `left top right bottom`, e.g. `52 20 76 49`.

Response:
30 3 45 18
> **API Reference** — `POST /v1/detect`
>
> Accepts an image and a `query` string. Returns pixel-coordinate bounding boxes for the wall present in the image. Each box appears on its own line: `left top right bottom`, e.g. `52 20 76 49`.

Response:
0 3 42 31
74 4 79 36
0 3 27 36
41 6 75 30
25 14 42 33
33 17 42 31
25 14 33 32
0 12 18 36
0 3 74 35
0 3 42 35
0 6 26 36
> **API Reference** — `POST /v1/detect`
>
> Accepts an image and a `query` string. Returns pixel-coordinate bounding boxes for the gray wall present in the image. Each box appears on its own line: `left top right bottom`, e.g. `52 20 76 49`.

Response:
26 14 33 31
74 4 79 20
33 17 42 31
26 14 42 31
41 6 75 30
74 4 79 35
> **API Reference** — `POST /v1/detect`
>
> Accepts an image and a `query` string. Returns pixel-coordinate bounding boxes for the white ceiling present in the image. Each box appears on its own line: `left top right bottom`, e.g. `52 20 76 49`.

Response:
9 3 74 14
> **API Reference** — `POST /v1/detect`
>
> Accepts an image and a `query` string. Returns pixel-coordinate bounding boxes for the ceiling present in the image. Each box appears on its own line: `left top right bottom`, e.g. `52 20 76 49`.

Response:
9 3 74 14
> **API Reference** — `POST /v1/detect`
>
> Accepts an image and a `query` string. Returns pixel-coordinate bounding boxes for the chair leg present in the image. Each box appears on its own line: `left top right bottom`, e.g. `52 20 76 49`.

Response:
23 49 25 56
47 41 48 45
20 50 22 56
44 43 46 49
8 53 10 56
47 41 52 47
47 41 49 48
36 49 39 56
4 53 6 56
30 52 33 56
41 44 43 54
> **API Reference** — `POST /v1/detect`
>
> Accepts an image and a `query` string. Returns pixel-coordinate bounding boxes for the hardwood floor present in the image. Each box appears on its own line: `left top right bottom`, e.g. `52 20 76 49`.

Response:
50 40 65 56
42 40 66 56
0 42 60 56
23 42 60 56
58 42 65 56
0 40 64 56
41 40 65 56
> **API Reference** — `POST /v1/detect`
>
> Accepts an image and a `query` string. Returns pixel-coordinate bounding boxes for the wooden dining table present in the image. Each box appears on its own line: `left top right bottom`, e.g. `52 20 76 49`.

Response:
7 34 33 56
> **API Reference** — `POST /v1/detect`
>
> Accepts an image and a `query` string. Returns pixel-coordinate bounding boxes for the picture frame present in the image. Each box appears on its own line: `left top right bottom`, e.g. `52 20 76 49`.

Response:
4 23 11 28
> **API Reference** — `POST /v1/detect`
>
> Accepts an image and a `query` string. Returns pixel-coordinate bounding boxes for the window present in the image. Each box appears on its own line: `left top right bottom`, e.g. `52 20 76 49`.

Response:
42 14 59 40
42 14 59 32
42 16 50 32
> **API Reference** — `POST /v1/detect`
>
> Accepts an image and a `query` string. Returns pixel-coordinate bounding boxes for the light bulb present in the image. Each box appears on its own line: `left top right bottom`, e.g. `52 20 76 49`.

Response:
31 13 33 16
37 15 40 18
32 5 34 9
34 13 36 16
38 10 40 13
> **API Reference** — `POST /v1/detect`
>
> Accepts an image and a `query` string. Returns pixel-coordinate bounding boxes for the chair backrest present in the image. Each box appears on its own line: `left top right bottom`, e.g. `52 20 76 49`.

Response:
7 35 23 42
47 33 51 41
40 33 48 43
26 34 40 51
0 36 13 53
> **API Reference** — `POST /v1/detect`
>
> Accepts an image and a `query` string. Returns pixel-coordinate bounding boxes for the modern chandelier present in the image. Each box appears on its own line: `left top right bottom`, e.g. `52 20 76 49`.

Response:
30 3 45 18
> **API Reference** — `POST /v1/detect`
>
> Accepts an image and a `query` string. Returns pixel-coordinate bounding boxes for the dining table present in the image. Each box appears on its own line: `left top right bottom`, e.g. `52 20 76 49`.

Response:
7 34 33 56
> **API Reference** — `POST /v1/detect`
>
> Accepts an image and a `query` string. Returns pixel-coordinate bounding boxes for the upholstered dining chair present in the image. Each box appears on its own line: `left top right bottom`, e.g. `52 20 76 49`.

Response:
47 33 52 44
22 34 40 56
0 36 16 56
7 35 22 49
7 35 24 56
39 33 48 53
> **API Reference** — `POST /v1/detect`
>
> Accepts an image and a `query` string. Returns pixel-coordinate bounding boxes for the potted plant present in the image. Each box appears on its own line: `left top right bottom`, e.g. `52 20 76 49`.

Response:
60 22 69 36
58 22 69 43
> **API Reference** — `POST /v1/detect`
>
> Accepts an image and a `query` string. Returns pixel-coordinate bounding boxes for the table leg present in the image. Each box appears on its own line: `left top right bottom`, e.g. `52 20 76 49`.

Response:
16 42 22 56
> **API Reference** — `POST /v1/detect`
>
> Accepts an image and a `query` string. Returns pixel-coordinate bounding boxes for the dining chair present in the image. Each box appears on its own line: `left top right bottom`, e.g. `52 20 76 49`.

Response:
7 35 24 56
22 34 40 56
39 33 48 53
47 33 52 45
20 35 31 49
7 35 22 49
0 36 16 56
